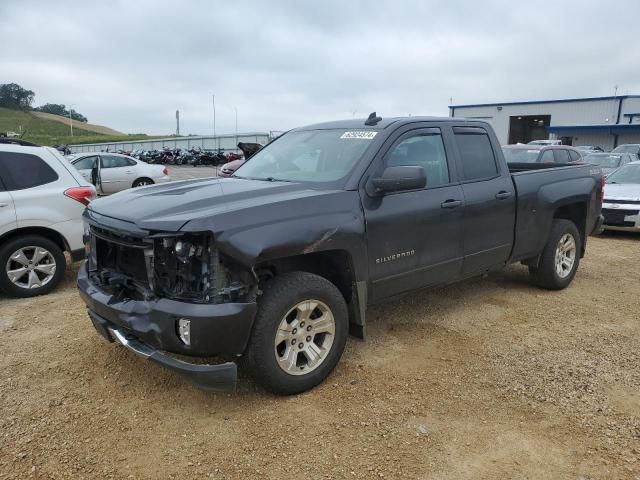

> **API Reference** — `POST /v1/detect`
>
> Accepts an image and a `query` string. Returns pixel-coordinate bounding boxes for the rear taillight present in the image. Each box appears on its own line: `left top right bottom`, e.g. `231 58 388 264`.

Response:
162 167 168 176
64 186 97 206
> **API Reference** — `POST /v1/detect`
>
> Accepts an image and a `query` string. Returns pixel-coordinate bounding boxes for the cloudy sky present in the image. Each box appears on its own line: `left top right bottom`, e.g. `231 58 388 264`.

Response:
2 0 639 136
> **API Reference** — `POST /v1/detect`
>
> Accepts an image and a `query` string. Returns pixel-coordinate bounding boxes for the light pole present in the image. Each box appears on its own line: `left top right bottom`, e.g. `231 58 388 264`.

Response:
68 104 75 136
234 106 238 150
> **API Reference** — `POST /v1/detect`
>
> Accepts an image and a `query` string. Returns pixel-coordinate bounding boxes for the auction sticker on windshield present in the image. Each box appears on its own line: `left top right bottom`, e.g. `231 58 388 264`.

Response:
340 131 378 139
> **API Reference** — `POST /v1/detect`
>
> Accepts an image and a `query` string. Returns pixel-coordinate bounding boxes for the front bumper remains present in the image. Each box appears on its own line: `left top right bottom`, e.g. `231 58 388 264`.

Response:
78 263 257 392
89 311 238 391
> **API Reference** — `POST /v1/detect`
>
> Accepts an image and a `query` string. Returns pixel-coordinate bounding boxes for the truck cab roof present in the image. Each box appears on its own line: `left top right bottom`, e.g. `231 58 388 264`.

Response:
293 116 479 131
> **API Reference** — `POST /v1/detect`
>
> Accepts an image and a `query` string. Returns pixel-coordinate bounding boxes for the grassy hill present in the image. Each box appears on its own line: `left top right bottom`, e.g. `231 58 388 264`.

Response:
0 107 151 146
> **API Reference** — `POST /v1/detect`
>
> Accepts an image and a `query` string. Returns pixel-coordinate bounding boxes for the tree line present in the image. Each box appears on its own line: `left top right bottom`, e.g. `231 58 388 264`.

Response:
0 83 88 122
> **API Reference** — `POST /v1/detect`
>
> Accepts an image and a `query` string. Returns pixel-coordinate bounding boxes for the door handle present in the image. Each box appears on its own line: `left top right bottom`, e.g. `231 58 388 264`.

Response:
441 199 463 209
0 203 8 208
495 191 513 200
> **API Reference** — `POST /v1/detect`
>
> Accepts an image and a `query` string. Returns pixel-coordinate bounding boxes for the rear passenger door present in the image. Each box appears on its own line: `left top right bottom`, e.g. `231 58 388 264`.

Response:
0 150 65 229
0 176 17 237
452 126 516 275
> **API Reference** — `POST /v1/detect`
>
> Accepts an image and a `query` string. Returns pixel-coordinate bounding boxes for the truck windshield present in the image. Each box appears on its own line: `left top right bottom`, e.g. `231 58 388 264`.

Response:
606 164 640 184
234 129 376 183
502 148 540 163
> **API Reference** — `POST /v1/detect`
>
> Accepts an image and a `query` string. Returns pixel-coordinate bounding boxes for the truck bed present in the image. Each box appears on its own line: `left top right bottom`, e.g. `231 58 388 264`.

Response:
508 162 602 263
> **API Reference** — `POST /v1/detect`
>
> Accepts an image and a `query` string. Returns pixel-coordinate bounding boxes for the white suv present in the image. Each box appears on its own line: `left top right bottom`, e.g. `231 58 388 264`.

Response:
0 139 96 298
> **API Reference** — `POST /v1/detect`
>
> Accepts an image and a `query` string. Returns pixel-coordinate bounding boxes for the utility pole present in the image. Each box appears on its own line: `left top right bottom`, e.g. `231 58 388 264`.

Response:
68 104 75 136
176 110 180 136
234 106 238 150
212 95 217 148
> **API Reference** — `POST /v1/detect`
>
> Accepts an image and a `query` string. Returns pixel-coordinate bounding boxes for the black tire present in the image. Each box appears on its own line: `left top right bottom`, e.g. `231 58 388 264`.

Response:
133 177 154 188
0 235 66 298
244 272 349 395
529 219 581 290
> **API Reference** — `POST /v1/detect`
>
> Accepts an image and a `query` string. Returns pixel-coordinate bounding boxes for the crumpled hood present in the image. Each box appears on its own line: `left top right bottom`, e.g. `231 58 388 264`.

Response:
86 177 352 232
604 183 640 201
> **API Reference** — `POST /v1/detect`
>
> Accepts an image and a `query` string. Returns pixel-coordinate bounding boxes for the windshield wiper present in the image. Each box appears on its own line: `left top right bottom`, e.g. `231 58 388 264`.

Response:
230 174 294 183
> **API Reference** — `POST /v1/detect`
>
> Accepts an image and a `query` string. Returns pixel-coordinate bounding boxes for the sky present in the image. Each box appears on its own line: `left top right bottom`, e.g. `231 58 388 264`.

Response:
2 0 639 136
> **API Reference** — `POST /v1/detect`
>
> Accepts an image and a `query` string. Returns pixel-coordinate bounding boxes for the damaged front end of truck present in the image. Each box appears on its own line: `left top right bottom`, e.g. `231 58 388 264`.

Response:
78 217 260 392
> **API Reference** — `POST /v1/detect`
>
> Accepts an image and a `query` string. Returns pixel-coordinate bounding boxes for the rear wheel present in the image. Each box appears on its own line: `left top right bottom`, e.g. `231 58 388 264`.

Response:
529 219 581 290
133 177 154 188
244 272 348 395
0 235 66 298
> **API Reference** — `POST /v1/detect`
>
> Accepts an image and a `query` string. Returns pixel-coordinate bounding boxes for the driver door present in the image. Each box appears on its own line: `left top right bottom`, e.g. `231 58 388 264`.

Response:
361 127 464 301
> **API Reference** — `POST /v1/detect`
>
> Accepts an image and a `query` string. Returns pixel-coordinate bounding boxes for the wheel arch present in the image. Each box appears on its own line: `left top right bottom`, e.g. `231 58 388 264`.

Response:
133 177 154 187
254 249 367 338
553 202 587 257
0 226 69 253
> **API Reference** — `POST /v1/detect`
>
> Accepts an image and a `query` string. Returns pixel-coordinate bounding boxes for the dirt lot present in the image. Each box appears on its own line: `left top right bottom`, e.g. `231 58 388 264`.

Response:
1 234 639 479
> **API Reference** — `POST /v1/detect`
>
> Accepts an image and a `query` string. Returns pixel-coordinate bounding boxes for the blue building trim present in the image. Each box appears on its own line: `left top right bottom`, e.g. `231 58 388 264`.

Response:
449 95 640 110
546 124 640 135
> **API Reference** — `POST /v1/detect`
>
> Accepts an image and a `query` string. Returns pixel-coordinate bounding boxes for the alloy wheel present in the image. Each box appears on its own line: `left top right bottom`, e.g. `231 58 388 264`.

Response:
6 246 57 290
554 233 576 279
274 300 336 375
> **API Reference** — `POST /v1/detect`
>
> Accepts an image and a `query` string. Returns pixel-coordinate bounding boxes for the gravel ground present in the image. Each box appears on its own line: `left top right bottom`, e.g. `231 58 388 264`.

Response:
1 233 639 479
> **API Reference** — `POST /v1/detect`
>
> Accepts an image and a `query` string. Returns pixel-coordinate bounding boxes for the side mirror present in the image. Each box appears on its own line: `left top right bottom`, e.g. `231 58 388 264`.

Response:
369 166 426 195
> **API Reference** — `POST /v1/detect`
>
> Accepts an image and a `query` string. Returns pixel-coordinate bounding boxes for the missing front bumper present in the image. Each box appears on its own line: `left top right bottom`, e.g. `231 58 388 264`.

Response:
89 311 237 392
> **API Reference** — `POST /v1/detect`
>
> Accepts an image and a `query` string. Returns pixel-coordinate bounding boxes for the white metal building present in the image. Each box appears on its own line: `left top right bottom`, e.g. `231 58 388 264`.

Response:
449 95 640 150
68 132 273 154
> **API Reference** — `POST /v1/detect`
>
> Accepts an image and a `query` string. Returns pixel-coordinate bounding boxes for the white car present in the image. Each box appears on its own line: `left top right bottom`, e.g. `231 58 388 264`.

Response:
527 139 562 146
0 139 96 297
68 152 171 194
602 161 640 232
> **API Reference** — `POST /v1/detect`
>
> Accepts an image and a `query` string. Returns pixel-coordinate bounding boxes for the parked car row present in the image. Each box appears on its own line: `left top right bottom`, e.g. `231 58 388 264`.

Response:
526 139 640 159
507 141 640 234
66 152 171 194
502 144 585 164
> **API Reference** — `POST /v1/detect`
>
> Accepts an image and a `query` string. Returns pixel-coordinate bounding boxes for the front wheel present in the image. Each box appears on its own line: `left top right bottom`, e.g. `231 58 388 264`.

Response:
244 272 349 395
529 219 581 290
0 235 66 298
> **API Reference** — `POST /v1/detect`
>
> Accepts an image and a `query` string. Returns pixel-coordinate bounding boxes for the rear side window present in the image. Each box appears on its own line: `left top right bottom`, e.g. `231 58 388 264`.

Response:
553 149 570 163
0 151 59 191
568 150 581 162
453 130 498 181
101 155 135 168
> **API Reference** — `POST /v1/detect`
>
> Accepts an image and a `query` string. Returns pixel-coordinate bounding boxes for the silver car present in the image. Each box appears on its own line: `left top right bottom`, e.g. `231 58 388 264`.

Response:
68 152 171 194
584 153 635 176
602 161 640 232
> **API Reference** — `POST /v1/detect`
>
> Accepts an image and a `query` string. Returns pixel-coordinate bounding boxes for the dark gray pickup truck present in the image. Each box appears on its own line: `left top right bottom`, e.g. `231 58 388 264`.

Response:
78 115 603 394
